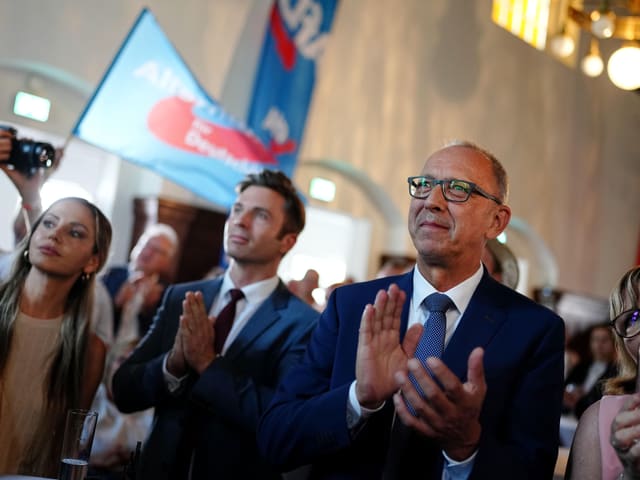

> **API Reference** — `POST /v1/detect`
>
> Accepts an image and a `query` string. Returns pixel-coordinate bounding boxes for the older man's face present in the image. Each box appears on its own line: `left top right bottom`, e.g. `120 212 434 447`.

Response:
408 146 508 270
133 234 176 277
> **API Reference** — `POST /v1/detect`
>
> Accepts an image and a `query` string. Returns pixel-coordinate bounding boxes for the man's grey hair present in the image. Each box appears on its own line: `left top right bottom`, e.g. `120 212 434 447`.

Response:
443 139 509 203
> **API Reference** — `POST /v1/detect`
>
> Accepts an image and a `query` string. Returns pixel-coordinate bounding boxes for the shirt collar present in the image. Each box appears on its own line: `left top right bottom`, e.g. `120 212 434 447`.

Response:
220 271 280 305
412 263 485 315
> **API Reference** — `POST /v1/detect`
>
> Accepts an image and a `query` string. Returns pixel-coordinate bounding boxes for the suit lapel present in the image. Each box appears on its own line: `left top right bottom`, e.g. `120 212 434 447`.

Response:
443 272 508 379
202 277 223 311
396 271 414 342
224 281 289 358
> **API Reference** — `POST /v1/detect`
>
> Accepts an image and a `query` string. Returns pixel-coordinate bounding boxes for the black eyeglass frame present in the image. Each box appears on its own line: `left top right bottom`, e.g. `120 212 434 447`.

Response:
610 308 640 338
407 176 503 205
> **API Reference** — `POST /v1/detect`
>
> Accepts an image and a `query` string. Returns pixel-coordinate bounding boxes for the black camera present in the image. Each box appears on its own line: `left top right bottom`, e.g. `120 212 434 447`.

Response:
0 125 55 177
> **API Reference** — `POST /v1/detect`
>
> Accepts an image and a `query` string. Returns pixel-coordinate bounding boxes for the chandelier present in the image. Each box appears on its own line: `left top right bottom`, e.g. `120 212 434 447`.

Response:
550 0 640 90
492 0 640 91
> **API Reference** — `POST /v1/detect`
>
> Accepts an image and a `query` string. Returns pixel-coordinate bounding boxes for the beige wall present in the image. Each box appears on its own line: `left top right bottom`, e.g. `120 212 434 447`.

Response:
0 0 638 299
297 0 640 298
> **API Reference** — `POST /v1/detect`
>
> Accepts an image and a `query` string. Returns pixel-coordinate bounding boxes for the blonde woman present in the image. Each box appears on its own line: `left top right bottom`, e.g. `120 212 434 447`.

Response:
0 196 112 477
566 266 640 479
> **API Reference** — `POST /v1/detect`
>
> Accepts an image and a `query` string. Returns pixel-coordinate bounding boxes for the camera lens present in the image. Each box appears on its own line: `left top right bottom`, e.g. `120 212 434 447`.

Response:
35 143 55 169
0 126 56 177
12 139 56 177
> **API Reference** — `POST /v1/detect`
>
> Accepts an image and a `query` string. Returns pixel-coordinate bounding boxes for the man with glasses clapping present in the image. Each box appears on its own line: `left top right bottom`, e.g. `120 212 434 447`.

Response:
258 140 565 479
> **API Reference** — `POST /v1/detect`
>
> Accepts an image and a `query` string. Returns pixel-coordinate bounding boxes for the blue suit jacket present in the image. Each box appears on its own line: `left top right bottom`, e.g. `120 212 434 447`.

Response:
112 277 319 480
257 270 565 479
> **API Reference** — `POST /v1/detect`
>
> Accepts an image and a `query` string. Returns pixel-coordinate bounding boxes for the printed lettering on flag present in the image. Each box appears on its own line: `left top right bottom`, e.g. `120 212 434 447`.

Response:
73 8 276 208
246 0 339 177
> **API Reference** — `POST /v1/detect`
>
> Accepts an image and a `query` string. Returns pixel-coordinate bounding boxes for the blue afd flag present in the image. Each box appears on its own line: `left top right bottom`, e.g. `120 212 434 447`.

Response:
247 0 339 177
73 8 279 208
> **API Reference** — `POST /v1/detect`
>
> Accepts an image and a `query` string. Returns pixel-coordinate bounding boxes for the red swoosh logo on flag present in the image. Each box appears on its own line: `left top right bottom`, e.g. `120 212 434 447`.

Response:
147 97 278 165
270 4 296 71
269 138 297 155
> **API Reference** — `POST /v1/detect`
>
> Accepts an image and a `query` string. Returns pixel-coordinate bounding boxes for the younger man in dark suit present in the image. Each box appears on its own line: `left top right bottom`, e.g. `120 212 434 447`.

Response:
112 170 319 480
257 141 565 479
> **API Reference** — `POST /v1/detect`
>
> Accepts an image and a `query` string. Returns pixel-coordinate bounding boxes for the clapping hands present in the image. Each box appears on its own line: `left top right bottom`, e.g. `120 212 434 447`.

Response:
172 291 216 375
354 282 487 461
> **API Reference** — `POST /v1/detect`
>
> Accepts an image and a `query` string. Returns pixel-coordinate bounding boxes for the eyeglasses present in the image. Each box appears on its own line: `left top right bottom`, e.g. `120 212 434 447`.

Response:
610 309 640 338
407 176 502 204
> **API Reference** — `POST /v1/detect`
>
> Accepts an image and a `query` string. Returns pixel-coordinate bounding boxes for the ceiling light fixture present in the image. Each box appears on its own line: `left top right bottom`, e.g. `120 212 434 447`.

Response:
607 41 640 89
580 36 605 76
568 0 640 90
550 27 577 57
493 1 640 91
590 7 616 38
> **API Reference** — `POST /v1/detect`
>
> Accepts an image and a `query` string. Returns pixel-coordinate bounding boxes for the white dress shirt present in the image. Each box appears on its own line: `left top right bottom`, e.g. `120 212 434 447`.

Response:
211 273 279 354
348 264 485 480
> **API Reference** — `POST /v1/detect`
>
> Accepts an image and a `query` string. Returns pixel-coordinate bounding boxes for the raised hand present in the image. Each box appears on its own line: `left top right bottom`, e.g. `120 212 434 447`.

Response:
142 281 164 314
0 129 11 162
611 393 640 478
0 163 46 199
355 283 413 409
180 291 216 374
167 321 187 377
0 130 60 202
392 346 486 461
116 273 162 313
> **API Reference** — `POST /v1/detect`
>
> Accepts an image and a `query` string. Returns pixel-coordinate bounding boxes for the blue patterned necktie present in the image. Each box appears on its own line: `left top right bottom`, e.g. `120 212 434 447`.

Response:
405 292 453 415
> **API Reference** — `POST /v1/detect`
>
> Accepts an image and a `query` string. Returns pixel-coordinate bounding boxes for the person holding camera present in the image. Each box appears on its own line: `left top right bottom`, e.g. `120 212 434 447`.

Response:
1 127 51 276
0 127 112 345
0 126 59 250
0 129 116 477
0 196 113 477
0 125 55 173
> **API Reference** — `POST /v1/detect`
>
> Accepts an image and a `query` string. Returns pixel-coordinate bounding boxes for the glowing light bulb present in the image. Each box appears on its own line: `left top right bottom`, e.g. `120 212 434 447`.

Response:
590 10 616 39
581 38 604 77
550 34 575 58
607 44 640 90
582 54 604 77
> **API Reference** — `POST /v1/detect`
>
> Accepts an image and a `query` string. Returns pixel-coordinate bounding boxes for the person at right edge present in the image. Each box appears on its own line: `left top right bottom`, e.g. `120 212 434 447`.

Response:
565 266 640 480
257 140 565 479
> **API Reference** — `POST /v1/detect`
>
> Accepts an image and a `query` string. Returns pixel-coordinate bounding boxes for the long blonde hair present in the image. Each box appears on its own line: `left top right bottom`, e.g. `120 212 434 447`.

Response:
603 266 640 395
0 197 112 476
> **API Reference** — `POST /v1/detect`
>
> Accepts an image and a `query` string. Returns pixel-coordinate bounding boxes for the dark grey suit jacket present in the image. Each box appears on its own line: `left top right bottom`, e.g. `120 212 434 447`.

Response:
112 277 319 480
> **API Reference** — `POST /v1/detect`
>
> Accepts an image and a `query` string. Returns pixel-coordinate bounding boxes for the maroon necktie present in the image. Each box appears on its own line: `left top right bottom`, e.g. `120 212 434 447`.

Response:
214 288 244 354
